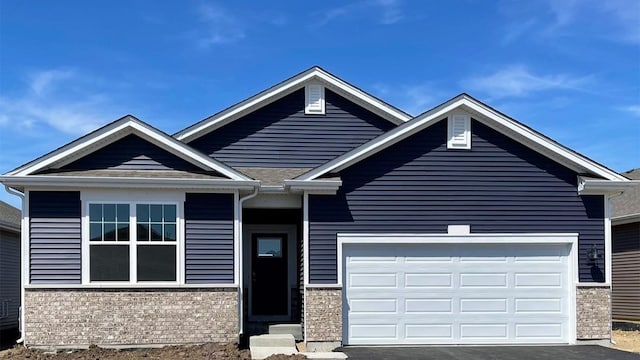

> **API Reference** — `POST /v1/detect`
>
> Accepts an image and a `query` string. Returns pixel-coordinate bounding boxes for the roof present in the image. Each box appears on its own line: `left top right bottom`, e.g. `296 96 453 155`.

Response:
296 93 628 182
173 66 412 143
0 200 21 233
5 115 252 181
611 168 640 220
235 167 312 186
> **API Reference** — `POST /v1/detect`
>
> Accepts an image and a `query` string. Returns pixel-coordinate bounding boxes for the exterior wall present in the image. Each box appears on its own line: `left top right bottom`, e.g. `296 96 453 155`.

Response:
29 191 81 284
188 89 396 168
56 134 205 172
25 288 238 347
0 229 20 331
576 286 611 339
611 222 640 320
305 287 341 342
309 119 605 283
184 193 235 284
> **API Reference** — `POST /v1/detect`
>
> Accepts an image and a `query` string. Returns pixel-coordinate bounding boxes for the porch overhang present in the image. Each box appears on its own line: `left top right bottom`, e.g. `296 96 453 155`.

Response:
577 175 640 195
284 179 342 194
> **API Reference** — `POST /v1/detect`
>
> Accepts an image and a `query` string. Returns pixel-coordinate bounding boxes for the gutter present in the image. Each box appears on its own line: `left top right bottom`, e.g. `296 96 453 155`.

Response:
577 176 640 195
4 185 25 344
0 176 259 190
237 187 259 337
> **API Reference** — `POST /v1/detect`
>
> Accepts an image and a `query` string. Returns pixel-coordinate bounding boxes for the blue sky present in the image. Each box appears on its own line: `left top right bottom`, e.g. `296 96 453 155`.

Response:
0 0 639 208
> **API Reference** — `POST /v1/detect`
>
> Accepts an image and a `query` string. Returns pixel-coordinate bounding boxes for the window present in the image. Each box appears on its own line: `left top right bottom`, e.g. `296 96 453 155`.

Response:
87 202 178 283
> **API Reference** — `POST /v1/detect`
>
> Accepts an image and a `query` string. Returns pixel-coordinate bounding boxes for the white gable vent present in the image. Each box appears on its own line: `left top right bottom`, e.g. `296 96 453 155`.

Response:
447 114 471 149
305 84 325 115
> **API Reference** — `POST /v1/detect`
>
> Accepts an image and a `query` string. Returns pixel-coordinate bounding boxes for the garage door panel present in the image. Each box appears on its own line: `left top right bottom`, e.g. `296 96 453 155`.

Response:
344 242 571 345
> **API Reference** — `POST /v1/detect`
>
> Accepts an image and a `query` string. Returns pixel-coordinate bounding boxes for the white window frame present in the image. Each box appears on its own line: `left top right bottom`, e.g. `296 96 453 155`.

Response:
81 190 184 286
447 113 471 149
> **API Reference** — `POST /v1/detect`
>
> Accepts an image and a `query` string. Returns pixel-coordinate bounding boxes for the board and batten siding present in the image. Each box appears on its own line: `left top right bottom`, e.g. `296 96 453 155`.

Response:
56 134 205 172
188 89 396 168
0 229 20 330
612 222 640 320
309 119 605 284
29 191 81 284
184 193 235 284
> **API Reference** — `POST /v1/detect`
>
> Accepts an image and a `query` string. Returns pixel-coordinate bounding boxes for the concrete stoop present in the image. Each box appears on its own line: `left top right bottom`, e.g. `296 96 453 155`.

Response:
269 323 303 341
249 334 347 360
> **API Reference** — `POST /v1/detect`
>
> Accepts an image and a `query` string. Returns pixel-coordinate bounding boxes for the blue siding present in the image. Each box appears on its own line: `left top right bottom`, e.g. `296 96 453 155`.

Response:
0 229 20 330
29 191 81 284
184 193 235 284
309 119 605 283
188 89 396 168
58 134 204 172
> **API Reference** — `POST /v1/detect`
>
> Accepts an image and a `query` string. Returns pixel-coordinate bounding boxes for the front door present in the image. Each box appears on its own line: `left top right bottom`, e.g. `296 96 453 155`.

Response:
251 233 288 317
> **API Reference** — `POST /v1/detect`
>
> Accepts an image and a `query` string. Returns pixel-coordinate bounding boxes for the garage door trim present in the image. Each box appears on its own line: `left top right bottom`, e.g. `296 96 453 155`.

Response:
338 233 579 344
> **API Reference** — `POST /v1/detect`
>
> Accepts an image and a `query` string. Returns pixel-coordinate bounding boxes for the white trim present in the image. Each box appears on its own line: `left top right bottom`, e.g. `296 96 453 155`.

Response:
298 95 628 182
578 176 640 195
284 179 342 194
233 191 240 286
337 232 579 344
612 213 640 225
303 192 309 342
305 83 325 115
604 195 612 285
25 284 239 289
447 113 471 149
24 190 30 287
174 67 411 142
6 116 251 181
1 176 259 190
575 282 612 287
80 190 185 286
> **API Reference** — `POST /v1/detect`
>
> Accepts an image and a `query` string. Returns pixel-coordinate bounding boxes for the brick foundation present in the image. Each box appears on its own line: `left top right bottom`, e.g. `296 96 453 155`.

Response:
25 288 238 347
305 287 342 342
576 286 611 340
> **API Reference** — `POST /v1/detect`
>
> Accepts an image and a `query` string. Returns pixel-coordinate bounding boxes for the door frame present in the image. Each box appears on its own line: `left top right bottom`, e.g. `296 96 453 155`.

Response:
244 224 297 321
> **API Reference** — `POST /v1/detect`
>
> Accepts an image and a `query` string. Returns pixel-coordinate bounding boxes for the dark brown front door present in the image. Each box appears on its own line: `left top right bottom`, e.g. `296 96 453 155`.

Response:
252 233 288 316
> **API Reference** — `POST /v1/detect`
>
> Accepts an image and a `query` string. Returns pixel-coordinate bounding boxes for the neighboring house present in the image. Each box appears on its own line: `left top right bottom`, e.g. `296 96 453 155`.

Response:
611 168 640 321
1 67 638 349
0 201 21 334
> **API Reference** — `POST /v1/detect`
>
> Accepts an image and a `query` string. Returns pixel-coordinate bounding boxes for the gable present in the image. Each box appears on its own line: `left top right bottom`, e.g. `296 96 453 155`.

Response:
187 88 396 168
50 134 209 173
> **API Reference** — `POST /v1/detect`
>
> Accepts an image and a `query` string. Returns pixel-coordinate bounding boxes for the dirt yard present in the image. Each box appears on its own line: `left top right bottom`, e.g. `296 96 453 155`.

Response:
0 343 306 359
613 329 640 354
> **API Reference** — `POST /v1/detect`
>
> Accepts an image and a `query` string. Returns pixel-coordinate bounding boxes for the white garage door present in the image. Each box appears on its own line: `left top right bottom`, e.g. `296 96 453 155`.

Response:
343 242 572 345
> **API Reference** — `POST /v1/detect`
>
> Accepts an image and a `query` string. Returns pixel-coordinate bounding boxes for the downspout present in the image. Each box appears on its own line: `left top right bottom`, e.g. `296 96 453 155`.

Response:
237 186 259 336
5 185 25 344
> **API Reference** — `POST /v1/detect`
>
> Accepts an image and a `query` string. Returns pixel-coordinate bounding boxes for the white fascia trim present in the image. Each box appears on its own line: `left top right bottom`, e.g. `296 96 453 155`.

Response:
1 176 260 190
284 179 342 194
7 117 251 181
605 194 612 284
299 96 628 181
174 68 411 142
335 232 579 288
577 177 640 195
612 213 640 225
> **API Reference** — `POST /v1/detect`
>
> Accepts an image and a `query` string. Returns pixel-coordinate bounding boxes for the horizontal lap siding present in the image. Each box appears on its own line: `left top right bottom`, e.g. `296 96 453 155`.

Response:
612 223 640 320
309 119 604 283
188 89 395 168
185 193 234 284
29 191 81 284
59 134 204 171
0 230 20 330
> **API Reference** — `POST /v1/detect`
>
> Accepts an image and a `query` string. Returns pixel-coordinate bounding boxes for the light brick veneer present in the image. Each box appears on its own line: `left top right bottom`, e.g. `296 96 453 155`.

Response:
305 287 342 342
25 288 238 347
576 286 611 340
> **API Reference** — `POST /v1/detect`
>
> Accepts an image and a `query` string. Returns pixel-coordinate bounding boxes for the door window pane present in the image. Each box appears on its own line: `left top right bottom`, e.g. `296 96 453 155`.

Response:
257 237 282 258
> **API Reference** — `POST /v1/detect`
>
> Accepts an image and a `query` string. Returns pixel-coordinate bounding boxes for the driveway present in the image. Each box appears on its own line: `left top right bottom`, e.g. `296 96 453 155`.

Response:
339 345 639 360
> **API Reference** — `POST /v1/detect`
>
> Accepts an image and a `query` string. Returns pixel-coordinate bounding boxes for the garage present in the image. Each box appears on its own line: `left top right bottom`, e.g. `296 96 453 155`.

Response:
341 235 575 345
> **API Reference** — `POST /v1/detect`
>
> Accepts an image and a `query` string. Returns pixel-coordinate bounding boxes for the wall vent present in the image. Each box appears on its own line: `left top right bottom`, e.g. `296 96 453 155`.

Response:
305 84 325 115
447 114 471 149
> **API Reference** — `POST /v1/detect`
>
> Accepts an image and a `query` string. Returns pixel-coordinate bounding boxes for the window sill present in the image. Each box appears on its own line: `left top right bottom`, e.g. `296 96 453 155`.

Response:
26 283 239 289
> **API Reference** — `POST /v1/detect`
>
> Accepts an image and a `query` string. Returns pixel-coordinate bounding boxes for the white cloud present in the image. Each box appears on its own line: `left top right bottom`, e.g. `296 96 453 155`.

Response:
621 105 640 117
373 82 441 116
463 65 592 99
194 3 245 47
0 69 122 135
315 0 404 26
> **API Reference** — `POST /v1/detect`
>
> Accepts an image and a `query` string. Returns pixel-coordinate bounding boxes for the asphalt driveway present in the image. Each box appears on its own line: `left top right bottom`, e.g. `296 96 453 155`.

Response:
339 345 639 360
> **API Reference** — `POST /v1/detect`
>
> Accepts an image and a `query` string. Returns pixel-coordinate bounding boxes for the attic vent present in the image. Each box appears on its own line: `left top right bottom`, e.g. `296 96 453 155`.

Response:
447 114 471 149
305 84 325 115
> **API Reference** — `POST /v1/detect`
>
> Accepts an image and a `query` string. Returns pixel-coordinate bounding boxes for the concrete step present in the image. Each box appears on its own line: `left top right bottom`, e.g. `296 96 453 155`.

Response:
302 352 349 359
269 323 303 341
249 334 298 360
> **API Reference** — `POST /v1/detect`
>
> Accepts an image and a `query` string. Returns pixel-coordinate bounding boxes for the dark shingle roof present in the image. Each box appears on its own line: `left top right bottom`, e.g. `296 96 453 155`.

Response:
0 200 21 232
235 167 312 186
611 168 640 218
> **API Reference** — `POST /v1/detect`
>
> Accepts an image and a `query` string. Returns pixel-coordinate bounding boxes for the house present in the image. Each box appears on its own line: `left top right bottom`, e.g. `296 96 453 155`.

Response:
1 67 638 349
611 168 640 321
0 200 21 335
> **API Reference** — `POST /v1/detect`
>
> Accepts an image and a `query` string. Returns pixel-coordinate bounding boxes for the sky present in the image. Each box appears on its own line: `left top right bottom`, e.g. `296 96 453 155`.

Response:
0 0 639 208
